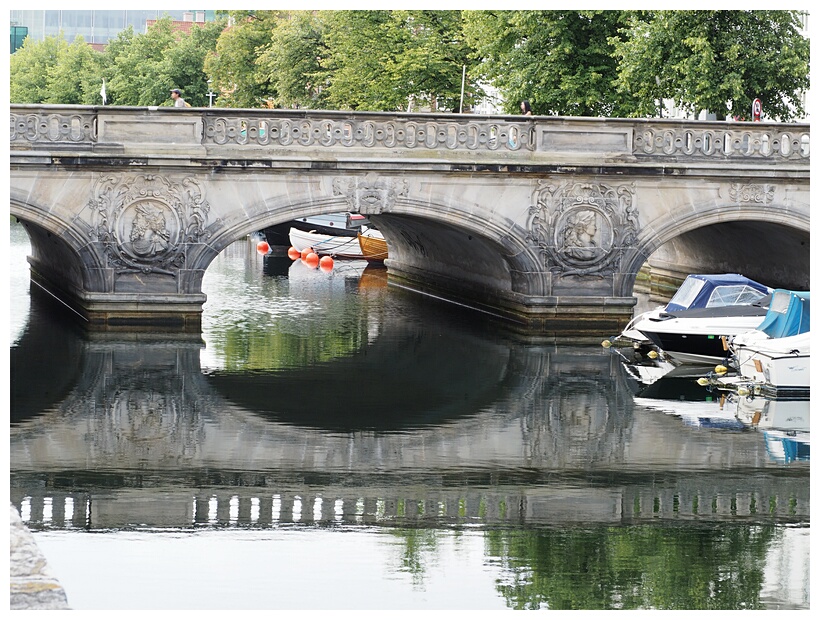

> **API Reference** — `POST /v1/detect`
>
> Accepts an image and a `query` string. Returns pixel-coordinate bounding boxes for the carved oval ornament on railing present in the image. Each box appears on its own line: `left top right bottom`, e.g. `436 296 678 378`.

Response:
633 126 809 159
10 112 97 143
203 116 537 151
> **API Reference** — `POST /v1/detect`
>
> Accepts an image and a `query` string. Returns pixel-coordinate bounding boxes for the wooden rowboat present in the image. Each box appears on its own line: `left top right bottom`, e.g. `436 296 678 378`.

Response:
357 229 388 263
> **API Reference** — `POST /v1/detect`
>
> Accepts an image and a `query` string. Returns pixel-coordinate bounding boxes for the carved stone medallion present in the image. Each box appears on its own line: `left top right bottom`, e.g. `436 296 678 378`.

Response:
729 183 774 204
332 173 408 214
528 181 638 276
88 174 210 275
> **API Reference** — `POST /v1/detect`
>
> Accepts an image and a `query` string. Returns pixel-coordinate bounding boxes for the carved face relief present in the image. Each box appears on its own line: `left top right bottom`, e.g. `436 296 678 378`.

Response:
332 174 408 215
120 200 176 261
557 207 612 264
528 181 638 276
88 174 210 276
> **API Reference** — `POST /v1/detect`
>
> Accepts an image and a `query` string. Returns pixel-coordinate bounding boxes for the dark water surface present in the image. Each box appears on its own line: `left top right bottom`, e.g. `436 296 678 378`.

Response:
9 222 810 610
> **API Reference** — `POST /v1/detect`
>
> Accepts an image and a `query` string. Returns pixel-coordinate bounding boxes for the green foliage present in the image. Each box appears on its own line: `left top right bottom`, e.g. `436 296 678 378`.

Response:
103 20 177 105
9 10 809 119
318 10 481 112
611 11 810 121
256 11 328 109
204 10 284 108
158 19 225 107
44 37 103 104
10 34 70 103
463 10 636 116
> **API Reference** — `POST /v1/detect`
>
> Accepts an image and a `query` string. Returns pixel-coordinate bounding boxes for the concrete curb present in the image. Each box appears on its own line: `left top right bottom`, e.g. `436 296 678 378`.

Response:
9 503 71 610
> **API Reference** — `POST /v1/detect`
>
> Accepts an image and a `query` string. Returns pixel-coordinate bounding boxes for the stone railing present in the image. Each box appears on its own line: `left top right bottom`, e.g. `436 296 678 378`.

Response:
633 124 810 159
10 105 810 162
11 109 97 143
204 115 537 151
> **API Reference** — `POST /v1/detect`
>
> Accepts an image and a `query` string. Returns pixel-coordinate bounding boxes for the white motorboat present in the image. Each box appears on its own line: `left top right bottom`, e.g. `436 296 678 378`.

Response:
289 226 364 258
629 274 773 366
728 290 810 394
615 273 771 351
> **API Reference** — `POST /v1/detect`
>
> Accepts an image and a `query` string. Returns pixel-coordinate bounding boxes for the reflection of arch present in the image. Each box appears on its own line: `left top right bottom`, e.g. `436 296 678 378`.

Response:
10 285 87 424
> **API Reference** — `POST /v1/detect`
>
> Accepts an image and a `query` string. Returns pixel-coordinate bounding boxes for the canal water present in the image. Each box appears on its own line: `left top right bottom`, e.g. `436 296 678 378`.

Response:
8 221 810 610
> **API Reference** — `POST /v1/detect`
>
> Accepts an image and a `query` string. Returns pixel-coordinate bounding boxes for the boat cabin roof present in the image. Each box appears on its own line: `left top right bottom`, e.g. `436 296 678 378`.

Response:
665 274 772 312
754 289 810 338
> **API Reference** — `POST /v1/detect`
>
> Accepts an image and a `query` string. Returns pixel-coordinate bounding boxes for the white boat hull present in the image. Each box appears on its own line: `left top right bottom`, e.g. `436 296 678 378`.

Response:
731 331 811 390
289 227 364 258
635 314 765 365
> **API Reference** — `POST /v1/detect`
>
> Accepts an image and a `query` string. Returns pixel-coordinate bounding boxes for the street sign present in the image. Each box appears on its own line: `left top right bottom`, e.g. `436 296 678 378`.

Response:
752 98 762 122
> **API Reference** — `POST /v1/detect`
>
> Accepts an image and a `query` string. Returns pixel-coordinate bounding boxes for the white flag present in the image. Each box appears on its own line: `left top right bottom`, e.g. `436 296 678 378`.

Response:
100 79 107 105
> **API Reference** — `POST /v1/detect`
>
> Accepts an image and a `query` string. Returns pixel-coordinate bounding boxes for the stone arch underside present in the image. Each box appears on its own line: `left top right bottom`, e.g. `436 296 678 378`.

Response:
627 204 810 299
191 192 548 304
10 196 108 296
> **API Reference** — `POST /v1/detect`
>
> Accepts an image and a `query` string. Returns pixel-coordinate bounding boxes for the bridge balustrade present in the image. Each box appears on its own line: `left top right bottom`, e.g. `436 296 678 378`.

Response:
10 105 810 163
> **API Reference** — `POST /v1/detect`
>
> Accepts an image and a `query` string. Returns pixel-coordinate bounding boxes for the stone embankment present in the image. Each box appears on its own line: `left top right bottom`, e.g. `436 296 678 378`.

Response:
9 504 71 610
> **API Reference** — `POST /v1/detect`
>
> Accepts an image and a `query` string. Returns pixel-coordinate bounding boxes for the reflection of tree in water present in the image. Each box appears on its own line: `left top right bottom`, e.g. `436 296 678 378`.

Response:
389 520 442 588
485 524 777 610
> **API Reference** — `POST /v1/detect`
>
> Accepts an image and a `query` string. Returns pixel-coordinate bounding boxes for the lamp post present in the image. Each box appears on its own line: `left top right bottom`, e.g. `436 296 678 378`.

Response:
207 79 216 108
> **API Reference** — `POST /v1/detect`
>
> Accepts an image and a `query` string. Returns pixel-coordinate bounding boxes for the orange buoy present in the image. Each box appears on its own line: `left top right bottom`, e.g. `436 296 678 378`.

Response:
304 252 320 268
256 240 270 254
300 247 314 260
319 255 334 272
287 246 301 260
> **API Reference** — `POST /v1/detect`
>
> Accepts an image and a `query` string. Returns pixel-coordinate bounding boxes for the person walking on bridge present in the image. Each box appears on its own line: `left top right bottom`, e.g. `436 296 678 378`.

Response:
170 88 189 108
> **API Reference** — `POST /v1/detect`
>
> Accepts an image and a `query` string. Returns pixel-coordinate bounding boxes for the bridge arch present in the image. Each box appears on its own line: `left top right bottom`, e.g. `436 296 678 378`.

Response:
192 192 548 302
10 192 110 295
629 199 810 294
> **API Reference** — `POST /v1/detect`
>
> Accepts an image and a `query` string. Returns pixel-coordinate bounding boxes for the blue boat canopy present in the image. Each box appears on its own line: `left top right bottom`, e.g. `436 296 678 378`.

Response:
754 289 810 338
664 274 772 313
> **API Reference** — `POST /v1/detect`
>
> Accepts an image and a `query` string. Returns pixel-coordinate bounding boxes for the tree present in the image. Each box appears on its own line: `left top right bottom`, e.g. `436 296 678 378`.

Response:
204 10 284 108
611 11 810 121
10 34 69 103
102 21 177 106
463 10 635 116
256 11 328 109
318 10 480 112
158 18 226 107
45 37 104 105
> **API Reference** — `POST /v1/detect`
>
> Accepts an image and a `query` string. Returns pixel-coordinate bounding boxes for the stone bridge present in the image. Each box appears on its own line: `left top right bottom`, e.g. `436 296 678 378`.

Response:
9 104 810 335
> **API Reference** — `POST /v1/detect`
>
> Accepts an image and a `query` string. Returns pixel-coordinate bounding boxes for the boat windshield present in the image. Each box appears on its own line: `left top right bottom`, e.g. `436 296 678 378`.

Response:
706 285 769 307
666 277 705 309
666 277 768 311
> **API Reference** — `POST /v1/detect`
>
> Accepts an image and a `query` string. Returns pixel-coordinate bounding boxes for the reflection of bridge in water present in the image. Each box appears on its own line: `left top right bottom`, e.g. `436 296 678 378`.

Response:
12 472 809 530
10 289 809 530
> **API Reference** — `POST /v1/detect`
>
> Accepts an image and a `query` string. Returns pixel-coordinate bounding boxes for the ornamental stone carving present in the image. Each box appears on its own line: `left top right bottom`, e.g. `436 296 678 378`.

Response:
528 181 638 276
633 126 809 159
332 174 409 214
729 183 775 204
10 112 97 143
88 174 210 275
204 116 536 151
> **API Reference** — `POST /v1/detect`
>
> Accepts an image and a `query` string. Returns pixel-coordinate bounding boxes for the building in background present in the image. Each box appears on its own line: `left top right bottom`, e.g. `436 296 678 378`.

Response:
10 10 216 52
